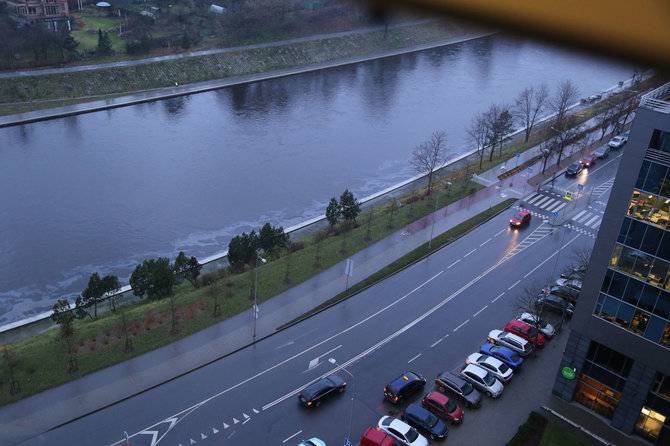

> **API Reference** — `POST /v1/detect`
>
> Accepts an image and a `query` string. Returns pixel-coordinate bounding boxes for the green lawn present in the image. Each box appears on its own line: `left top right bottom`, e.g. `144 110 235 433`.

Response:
540 421 592 446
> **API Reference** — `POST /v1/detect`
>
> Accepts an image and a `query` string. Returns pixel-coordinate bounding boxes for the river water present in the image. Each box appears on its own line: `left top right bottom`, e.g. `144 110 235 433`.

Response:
0 34 633 326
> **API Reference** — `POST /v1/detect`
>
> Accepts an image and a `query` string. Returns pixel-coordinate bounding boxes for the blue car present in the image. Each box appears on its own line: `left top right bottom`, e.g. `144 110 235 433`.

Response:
480 343 524 370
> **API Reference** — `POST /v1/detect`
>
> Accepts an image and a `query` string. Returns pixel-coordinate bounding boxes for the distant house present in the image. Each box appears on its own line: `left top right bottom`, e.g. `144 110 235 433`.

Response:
6 0 71 30
209 4 226 14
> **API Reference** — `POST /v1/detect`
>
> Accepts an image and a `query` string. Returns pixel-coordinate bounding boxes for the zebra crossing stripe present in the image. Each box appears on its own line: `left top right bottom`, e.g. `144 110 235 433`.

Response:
544 200 562 212
554 202 567 212
592 219 602 229
535 196 553 207
524 193 539 202
526 194 543 204
539 198 558 210
573 210 587 221
585 215 600 227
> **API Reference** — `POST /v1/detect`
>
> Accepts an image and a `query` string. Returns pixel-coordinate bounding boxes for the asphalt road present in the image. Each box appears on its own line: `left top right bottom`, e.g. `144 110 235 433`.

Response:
18 150 621 446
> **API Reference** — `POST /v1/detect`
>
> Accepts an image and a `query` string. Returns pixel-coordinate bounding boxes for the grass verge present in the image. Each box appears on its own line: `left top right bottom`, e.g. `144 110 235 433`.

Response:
507 411 593 446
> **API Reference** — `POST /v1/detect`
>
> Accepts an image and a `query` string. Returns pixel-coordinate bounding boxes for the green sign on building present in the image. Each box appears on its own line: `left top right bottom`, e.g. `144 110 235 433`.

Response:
561 366 576 380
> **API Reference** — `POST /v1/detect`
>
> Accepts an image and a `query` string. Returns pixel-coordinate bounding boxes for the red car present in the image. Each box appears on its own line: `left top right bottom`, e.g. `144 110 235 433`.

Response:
504 319 545 347
580 154 598 167
510 210 531 227
422 390 464 425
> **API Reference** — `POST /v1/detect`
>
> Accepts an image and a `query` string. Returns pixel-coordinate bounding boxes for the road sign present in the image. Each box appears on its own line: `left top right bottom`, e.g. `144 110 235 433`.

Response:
516 153 520 158
553 211 559 217
578 184 583 191
253 304 259 319
561 367 576 380
527 167 532 174
345 258 354 277
344 438 352 446
565 191 573 201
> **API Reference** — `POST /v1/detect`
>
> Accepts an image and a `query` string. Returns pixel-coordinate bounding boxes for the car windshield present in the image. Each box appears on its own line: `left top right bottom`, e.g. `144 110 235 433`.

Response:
446 399 457 413
514 213 524 220
483 372 496 386
498 362 509 373
509 351 521 362
461 381 474 395
405 427 418 442
424 412 439 427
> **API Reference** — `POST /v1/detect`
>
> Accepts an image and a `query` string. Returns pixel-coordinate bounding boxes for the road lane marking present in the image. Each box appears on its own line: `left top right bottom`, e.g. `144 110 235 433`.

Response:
408 354 421 363
473 305 488 317
480 238 492 247
431 338 442 348
464 249 477 257
495 228 508 236
448 259 461 268
508 280 520 290
492 292 504 302
453 319 470 332
306 345 342 371
283 431 302 443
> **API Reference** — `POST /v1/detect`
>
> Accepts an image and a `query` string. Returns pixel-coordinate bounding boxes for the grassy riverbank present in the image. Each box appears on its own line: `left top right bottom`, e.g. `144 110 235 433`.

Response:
0 20 478 116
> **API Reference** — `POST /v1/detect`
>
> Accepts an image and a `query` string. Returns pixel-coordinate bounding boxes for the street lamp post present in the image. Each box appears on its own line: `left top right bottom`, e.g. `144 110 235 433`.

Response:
253 254 266 344
428 183 443 249
329 358 355 442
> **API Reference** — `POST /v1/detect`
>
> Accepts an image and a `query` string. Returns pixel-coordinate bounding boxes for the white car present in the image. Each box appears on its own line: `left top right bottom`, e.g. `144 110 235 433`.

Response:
466 352 514 382
459 364 504 398
377 416 428 446
487 329 533 356
556 277 582 291
608 133 628 148
516 312 556 338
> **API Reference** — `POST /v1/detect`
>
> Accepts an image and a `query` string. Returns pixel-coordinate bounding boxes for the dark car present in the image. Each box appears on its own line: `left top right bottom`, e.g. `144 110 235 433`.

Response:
435 371 482 409
504 319 546 347
422 391 464 425
546 285 579 304
384 371 426 404
480 343 524 370
401 404 448 441
536 293 575 316
510 210 532 227
565 161 584 176
297 375 346 407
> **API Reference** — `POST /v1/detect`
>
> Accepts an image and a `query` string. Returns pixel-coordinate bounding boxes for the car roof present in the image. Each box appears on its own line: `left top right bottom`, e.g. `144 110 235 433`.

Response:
390 371 421 386
507 319 531 329
500 330 529 344
404 403 431 419
425 390 449 403
437 370 466 386
463 363 487 378
517 210 530 216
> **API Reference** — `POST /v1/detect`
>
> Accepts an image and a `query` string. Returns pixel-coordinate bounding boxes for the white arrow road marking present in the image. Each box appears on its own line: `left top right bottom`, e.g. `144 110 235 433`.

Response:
253 408 259 413
212 428 219 434
189 439 196 445
233 418 239 424
243 413 250 419
201 433 207 439
223 422 229 429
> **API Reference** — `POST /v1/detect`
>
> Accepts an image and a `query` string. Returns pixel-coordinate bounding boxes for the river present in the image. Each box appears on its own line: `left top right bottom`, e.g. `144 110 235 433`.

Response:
0 34 634 326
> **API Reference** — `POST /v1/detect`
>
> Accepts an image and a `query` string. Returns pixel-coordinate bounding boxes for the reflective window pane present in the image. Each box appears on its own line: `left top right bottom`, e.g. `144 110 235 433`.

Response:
644 163 669 193
630 310 651 335
654 290 670 319
615 303 635 329
644 316 666 343
623 278 643 305
610 244 623 268
618 217 631 244
601 296 621 322
639 285 660 312
608 271 628 299
658 232 670 262
636 160 650 189
649 258 669 288
641 226 663 255
628 190 640 217
626 220 646 249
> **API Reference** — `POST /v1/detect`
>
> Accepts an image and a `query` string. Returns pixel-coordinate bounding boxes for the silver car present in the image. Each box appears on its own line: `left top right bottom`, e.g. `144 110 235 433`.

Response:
459 364 504 398
487 329 533 356
465 352 514 382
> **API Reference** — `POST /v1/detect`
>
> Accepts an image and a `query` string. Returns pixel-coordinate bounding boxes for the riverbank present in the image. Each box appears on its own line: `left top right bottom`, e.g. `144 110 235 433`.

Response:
0 20 492 119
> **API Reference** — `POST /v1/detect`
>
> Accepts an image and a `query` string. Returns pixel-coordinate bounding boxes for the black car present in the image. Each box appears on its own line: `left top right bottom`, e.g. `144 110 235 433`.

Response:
435 371 482 409
547 285 579 304
297 375 346 407
384 371 426 404
401 403 448 441
536 294 575 316
565 161 584 176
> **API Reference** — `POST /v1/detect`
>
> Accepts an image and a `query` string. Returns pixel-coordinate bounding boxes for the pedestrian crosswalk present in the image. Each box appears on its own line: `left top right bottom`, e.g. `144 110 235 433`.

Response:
522 192 569 213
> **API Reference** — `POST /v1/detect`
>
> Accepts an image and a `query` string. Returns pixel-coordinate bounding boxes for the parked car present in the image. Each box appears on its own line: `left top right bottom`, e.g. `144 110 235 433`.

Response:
297 375 346 407
401 404 449 441
608 132 629 148
422 391 464 425
479 343 524 370
297 438 326 446
384 371 426 404
516 312 556 338
565 161 585 176
560 267 586 280
510 210 532 227
466 352 513 382
556 277 582 291
592 145 611 159
504 319 546 347
459 364 504 398
546 284 579 304
487 329 533 356
536 293 575 316
581 93 602 104
360 428 396 446
580 153 598 168
435 370 483 409
377 416 429 446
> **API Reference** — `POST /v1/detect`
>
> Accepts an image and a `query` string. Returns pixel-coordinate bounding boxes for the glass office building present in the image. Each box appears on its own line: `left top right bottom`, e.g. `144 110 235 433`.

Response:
553 83 670 445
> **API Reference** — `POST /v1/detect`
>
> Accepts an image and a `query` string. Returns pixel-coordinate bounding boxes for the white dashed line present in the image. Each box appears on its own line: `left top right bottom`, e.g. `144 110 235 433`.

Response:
448 259 461 268
473 305 488 317
464 249 476 258
480 238 492 247
408 353 421 363
431 338 442 348
508 280 521 290
283 431 302 443
453 319 470 332
492 292 504 302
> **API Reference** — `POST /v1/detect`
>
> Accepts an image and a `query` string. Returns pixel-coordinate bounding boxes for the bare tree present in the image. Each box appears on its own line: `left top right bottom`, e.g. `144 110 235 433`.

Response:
467 112 489 170
514 282 550 355
551 80 580 131
553 126 578 166
514 84 549 142
539 139 554 174
484 104 503 162
596 106 616 140
411 131 448 195
572 247 593 272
